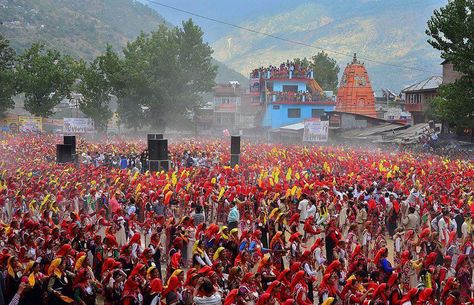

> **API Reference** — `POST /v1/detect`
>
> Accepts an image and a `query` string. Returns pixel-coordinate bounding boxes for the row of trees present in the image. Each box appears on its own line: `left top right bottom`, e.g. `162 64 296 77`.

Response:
0 19 217 132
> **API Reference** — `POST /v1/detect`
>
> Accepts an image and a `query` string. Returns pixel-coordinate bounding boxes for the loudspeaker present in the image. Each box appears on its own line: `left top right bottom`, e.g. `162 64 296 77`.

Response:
148 139 168 160
230 154 240 167
149 160 169 172
56 144 73 163
159 160 169 171
63 136 76 155
147 134 163 140
231 136 240 154
149 160 160 172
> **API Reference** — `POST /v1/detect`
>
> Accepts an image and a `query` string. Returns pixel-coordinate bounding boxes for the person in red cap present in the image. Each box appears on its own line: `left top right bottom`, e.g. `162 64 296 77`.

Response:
318 273 339 305
455 254 473 303
288 232 302 264
290 270 312 305
325 219 340 263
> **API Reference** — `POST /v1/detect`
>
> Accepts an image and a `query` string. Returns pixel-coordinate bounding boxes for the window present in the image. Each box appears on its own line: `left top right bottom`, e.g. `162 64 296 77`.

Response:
273 105 280 110
311 109 324 118
288 108 301 118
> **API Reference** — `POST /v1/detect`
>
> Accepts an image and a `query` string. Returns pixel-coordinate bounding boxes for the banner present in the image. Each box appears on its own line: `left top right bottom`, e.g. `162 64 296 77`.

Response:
303 120 329 142
19 116 42 132
0 114 19 132
64 118 95 133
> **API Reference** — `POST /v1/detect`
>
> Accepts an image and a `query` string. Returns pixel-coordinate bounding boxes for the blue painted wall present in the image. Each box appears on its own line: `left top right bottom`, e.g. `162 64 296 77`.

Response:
262 103 335 129
272 80 307 92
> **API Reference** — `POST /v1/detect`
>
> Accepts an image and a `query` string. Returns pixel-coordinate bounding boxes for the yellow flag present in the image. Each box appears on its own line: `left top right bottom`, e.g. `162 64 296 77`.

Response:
171 172 177 186
218 187 225 201
291 185 297 196
28 273 35 287
286 168 292 181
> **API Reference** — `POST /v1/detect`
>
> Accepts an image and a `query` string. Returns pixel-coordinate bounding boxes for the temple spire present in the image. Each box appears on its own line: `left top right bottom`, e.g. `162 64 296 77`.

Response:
336 55 376 117
352 53 358 64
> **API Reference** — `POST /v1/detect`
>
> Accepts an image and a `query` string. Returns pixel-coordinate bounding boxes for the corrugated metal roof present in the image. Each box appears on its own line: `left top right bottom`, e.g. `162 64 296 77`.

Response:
402 76 442 93
279 122 305 131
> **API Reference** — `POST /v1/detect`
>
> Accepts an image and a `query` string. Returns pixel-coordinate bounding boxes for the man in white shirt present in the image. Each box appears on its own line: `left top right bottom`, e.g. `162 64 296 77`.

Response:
193 278 222 305
298 195 309 232
306 200 316 219
438 209 457 247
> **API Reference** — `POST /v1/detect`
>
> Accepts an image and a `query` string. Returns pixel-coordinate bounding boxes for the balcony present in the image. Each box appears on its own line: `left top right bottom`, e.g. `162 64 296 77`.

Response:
404 103 425 113
250 69 313 80
215 103 238 112
265 91 334 105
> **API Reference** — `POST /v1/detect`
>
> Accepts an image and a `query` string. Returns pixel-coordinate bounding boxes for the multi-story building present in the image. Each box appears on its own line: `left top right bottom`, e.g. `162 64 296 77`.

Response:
251 63 335 129
194 82 262 133
402 76 442 125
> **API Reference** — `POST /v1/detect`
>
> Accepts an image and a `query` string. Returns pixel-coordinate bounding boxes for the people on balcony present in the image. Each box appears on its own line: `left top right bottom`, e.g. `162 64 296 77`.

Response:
250 61 313 79
266 90 323 103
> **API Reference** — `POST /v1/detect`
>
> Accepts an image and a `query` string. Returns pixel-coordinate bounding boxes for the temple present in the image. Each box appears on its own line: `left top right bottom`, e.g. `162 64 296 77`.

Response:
336 54 376 117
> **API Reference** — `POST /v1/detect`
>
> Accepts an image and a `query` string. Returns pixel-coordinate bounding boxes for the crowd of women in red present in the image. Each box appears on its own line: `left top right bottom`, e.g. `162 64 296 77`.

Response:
0 132 473 305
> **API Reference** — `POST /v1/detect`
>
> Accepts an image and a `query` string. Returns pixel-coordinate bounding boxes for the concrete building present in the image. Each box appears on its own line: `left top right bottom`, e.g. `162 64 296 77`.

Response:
441 60 463 84
251 63 335 129
194 82 262 133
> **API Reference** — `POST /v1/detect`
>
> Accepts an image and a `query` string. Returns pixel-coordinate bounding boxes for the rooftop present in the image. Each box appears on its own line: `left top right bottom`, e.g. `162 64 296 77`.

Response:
402 76 442 93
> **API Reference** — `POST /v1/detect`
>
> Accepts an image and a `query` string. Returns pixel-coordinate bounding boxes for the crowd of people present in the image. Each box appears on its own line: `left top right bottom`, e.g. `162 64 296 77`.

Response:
250 61 313 79
0 132 473 305
267 91 324 103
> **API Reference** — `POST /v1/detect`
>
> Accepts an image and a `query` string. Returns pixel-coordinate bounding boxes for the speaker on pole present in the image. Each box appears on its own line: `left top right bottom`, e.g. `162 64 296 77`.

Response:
149 160 160 172
56 144 73 163
159 160 170 172
63 136 76 155
147 134 163 140
230 154 240 168
148 139 168 161
231 136 240 154
157 139 168 160
148 160 170 172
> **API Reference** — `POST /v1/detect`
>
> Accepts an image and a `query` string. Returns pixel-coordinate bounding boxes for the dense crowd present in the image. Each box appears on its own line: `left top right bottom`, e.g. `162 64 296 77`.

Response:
267 91 324 103
0 132 473 305
250 61 313 79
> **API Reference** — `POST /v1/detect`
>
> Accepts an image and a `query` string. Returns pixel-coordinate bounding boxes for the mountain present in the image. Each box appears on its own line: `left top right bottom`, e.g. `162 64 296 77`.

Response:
0 0 246 84
208 0 445 92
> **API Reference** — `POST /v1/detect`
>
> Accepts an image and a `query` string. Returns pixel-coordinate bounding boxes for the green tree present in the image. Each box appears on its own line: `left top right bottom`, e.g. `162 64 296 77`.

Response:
0 34 16 117
309 51 340 92
426 0 473 79
429 79 474 132
16 44 77 117
426 0 474 134
76 45 119 132
116 19 217 130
